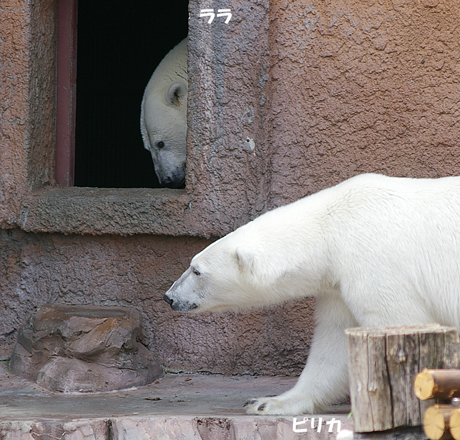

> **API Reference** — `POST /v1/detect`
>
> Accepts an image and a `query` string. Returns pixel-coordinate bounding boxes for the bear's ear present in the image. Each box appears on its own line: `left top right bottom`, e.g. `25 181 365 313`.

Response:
235 246 284 286
235 247 255 274
166 82 187 107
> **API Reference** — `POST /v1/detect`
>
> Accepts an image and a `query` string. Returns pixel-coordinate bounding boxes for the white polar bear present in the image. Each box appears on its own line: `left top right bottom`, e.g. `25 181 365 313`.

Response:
140 39 187 188
164 173 460 415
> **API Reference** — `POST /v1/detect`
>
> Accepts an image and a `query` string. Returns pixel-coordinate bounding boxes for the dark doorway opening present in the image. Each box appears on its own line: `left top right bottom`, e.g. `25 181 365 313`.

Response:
74 0 188 188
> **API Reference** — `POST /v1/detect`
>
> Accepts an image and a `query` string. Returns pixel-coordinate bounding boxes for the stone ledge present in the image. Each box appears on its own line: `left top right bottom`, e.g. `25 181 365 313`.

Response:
0 363 352 439
0 416 352 440
17 186 250 238
18 187 195 236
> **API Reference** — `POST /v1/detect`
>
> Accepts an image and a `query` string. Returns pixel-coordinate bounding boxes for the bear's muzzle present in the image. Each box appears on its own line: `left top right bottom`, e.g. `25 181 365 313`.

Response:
163 293 198 312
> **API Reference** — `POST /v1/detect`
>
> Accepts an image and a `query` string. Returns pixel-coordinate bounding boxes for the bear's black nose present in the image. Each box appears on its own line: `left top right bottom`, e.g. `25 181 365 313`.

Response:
163 294 173 306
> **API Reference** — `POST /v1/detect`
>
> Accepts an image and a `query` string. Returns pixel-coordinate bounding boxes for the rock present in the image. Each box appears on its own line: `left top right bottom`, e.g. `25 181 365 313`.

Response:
9 305 162 392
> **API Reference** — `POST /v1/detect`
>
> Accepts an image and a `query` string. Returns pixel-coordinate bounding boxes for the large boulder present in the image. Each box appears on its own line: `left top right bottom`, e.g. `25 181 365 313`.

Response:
9 305 162 392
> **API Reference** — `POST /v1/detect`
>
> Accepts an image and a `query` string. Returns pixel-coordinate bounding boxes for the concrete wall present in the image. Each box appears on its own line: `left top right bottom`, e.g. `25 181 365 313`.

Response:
0 0 459 375
0 230 314 375
266 0 460 206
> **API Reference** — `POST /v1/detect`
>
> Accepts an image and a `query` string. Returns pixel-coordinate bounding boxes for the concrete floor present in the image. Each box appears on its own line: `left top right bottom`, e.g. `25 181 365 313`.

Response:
0 361 352 439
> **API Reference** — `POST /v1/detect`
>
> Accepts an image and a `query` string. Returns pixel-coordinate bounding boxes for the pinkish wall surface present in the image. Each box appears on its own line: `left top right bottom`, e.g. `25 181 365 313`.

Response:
0 230 314 375
0 0 460 376
266 0 460 207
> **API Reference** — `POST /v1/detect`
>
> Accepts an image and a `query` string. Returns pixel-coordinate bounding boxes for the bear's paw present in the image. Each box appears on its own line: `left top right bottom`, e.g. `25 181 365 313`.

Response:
244 396 309 415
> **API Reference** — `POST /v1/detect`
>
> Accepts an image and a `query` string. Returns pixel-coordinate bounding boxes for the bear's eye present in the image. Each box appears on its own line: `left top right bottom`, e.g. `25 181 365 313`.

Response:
156 141 165 149
192 268 201 276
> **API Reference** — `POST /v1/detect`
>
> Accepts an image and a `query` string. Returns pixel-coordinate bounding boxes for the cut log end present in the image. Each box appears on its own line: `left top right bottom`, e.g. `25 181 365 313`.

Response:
415 368 438 401
415 369 460 401
449 408 460 440
423 405 455 440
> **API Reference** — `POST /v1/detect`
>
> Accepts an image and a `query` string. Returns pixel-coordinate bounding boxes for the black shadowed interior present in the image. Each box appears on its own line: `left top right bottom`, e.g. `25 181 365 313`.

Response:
74 0 188 188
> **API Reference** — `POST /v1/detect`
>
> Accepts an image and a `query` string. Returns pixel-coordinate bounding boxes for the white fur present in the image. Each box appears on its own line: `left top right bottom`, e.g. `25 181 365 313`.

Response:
140 39 188 188
164 173 460 415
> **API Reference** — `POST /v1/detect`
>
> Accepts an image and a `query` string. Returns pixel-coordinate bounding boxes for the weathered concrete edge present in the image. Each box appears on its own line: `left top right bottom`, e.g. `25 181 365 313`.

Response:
17 187 202 237
0 414 352 440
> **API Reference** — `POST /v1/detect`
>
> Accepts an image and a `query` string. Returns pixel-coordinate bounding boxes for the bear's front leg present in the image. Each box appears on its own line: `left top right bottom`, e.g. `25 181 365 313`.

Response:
244 294 357 415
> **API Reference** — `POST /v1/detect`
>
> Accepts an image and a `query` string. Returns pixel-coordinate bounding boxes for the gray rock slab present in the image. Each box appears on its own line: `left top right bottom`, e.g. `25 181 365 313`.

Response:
9 305 162 392
0 362 352 439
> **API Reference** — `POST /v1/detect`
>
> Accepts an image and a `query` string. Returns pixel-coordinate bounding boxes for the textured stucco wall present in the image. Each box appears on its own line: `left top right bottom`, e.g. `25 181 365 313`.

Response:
0 229 314 375
267 0 460 207
186 0 272 232
0 0 55 210
0 0 56 230
0 0 31 227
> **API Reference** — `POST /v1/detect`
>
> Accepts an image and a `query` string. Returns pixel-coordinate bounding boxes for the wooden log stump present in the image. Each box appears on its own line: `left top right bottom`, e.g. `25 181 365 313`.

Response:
346 324 460 433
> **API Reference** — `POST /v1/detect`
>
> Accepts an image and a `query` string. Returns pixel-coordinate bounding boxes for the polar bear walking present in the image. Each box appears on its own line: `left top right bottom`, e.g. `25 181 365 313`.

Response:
141 39 187 188
164 173 460 415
